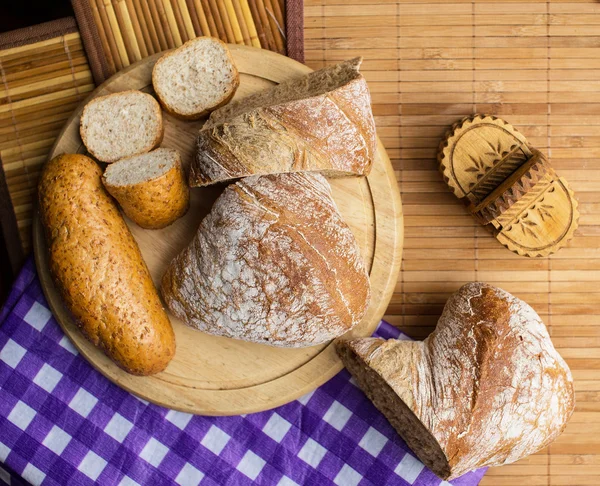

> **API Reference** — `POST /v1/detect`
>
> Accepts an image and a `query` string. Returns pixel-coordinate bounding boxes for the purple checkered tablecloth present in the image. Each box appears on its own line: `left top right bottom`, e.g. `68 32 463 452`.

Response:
0 259 486 486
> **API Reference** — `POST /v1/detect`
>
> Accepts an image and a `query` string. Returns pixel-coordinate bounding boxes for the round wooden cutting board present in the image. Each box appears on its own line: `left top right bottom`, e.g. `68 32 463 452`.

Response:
33 45 403 415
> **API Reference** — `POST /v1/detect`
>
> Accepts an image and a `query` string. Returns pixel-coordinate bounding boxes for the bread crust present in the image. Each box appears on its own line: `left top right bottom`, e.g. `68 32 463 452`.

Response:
337 283 575 480
103 152 190 229
80 90 164 163
39 154 176 375
152 37 240 120
161 172 371 347
189 59 376 187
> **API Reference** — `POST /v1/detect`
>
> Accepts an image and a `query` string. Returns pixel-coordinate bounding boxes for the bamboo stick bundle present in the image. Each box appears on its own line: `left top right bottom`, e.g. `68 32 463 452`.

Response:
125 0 149 57
161 0 183 46
147 0 169 50
199 0 219 37
203 0 227 40
97 0 125 69
247 0 270 49
263 0 285 53
189 0 211 36
130 0 155 55
215 0 237 43
113 0 142 62
269 0 285 37
170 0 190 43
89 0 117 71
224 0 245 44
153 0 176 48
176 0 197 40
238 0 261 48
231 0 252 46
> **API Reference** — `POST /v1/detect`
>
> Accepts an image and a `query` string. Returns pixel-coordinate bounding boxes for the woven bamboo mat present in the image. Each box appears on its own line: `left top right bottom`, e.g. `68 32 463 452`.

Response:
305 1 600 484
0 18 95 263
72 0 295 83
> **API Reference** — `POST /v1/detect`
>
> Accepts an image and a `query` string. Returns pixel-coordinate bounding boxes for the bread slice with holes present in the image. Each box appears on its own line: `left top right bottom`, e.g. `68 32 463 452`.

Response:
80 90 163 163
152 37 239 120
103 148 189 229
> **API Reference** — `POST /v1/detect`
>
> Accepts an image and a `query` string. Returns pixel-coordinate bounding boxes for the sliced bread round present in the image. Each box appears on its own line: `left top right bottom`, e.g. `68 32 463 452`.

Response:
80 90 163 163
103 148 189 229
152 37 239 120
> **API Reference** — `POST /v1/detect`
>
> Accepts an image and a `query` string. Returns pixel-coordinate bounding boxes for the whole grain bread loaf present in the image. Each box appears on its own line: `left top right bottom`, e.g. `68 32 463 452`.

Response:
39 154 176 375
80 90 163 163
103 148 189 229
189 58 376 187
152 36 239 120
161 172 371 347
337 283 574 480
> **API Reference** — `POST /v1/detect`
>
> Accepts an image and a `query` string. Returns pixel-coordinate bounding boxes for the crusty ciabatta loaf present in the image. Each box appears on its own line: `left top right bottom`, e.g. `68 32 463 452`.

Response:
152 37 239 120
80 90 163 163
39 154 175 375
189 58 376 187
102 148 189 229
161 172 371 347
337 283 575 480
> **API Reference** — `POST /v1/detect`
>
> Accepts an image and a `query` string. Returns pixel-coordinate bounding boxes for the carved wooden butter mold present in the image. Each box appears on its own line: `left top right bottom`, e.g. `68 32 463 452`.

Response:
438 114 579 258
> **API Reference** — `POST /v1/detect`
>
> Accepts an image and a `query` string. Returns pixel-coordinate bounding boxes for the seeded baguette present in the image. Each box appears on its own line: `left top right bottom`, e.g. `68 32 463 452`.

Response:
152 37 239 120
103 148 189 229
80 90 163 163
39 154 176 375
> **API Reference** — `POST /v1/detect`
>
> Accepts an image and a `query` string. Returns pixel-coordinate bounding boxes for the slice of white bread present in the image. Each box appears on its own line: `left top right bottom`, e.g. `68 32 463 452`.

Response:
152 37 239 120
80 90 163 163
103 148 189 229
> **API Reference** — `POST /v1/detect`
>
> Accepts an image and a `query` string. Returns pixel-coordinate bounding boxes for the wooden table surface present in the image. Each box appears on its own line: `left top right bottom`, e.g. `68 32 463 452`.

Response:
304 1 600 485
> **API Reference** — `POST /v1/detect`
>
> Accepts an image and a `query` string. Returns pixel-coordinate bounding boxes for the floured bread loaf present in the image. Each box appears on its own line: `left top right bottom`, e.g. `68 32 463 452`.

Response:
161 172 371 347
189 58 376 187
337 283 574 480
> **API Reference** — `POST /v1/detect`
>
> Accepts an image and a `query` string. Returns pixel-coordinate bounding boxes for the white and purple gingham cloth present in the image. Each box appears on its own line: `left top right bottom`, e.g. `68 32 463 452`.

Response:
0 259 486 486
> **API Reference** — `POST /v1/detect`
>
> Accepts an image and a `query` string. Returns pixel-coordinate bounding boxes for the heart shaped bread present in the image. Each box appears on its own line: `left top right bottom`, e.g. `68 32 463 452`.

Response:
337 282 574 479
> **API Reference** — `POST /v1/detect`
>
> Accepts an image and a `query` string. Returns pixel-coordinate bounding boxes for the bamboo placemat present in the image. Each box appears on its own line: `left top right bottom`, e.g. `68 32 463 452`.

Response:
0 18 95 272
305 1 600 484
72 0 302 84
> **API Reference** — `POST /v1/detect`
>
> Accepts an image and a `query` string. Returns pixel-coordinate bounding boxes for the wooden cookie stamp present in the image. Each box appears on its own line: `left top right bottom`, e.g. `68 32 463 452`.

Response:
438 114 578 257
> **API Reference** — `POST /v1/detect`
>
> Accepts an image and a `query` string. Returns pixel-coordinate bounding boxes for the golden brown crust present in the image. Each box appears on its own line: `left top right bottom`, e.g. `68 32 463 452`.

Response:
161 172 371 347
151 37 240 120
80 90 164 163
338 283 575 480
103 155 190 229
38 154 176 375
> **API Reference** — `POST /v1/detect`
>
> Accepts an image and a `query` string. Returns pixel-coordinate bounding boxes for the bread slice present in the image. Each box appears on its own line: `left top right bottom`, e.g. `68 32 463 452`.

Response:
189 58 376 187
103 148 189 229
337 283 575 480
161 172 371 347
152 37 239 120
80 90 163 163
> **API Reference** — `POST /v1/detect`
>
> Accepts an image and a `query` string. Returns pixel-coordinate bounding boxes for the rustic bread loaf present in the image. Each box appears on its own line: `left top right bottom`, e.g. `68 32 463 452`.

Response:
189 58 376 187
39 154 176 375
162 172 371 347
103 148 189 229
337 283 574 480
152 36 239 120
80 90 163 163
